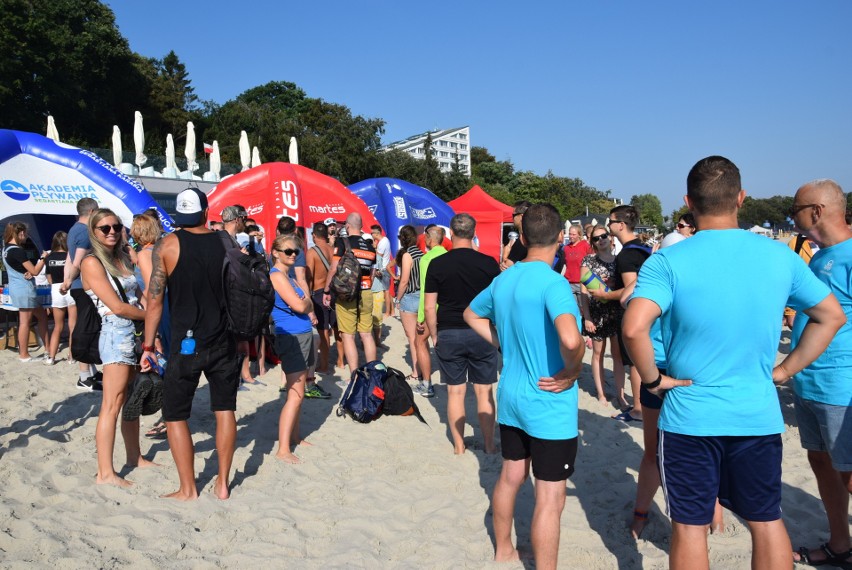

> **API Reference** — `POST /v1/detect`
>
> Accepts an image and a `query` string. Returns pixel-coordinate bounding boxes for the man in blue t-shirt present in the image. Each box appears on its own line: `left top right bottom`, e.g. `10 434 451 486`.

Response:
623 156 844 570
788 179 852 568
60 197 103 390
465 203 584 569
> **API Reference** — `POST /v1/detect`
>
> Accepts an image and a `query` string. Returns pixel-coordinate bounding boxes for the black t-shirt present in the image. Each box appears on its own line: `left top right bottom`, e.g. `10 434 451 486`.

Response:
333 235 376 290
425 248 500 330
507 239 527 263
3 246 29 274
614 238 651 290
45 251 67 283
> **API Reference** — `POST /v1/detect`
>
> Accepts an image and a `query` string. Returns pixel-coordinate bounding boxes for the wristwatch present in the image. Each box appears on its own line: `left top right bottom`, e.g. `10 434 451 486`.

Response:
643 373 663 389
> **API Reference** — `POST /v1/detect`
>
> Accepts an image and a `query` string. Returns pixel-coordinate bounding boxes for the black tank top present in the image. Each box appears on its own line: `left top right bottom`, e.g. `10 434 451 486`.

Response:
168 230 229 349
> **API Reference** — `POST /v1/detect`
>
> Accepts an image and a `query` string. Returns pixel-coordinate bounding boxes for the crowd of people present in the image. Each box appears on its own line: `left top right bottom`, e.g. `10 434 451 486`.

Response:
1 155 850 569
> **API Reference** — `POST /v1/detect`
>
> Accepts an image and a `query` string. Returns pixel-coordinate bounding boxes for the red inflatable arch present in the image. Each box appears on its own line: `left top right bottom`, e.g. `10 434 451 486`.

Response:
207 163 379 249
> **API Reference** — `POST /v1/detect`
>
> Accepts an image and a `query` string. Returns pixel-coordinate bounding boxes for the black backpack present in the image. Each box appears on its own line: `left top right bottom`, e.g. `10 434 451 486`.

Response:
330 237 361 302
218 231 275 340
383 367 428 425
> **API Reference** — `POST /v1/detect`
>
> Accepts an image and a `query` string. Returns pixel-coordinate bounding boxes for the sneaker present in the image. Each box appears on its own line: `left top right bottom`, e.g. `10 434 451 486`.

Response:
76 375 103 391
413 381 427 395
44 357 55 366
305 384 331 399
335 379 349 389
420 384 435 398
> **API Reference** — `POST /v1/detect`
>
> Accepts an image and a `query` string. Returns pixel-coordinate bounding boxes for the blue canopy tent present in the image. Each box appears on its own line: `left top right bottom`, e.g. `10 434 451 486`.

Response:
348 178 454 256
0 130 174 250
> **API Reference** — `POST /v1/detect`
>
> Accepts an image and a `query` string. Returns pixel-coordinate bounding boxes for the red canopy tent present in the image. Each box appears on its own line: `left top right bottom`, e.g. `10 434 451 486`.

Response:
449 185 514 261
207 163 379 250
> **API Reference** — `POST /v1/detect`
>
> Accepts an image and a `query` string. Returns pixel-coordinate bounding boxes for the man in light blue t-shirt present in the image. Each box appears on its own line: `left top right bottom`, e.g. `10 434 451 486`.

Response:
623 156 844 570
465 203 584 569
788 179 852 567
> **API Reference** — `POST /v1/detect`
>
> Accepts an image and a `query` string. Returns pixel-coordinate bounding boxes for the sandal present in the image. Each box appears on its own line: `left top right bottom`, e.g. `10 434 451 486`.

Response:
795 543 852 568
406 374 420 383
144 423 167 439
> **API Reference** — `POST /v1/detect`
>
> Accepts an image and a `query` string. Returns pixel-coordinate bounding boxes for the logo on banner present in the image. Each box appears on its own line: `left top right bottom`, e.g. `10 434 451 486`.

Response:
308 204 346 215
0 179 97 203
393 196 407 220
411 206 436 219
274 179 300 222
1 180 30 201
367 205 378 214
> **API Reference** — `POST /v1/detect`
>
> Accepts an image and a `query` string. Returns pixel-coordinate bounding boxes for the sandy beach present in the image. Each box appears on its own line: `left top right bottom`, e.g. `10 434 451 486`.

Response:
0 316 839 569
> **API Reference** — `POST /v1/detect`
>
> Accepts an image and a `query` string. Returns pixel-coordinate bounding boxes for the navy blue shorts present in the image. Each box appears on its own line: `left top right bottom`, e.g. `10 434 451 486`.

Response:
434 328 499 385
659 431 783 525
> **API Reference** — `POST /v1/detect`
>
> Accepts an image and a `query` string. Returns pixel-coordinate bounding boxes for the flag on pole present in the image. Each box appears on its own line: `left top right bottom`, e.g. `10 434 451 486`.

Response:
203 142 214 154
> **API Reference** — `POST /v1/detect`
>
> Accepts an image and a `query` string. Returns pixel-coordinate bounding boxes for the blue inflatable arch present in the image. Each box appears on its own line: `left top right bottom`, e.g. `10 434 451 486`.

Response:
348 178 454 256
0 130 174 248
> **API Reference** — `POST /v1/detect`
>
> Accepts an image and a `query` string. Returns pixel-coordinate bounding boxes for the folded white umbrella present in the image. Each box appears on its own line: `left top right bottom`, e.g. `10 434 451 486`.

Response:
112 125 122 167
251 146 261 168
46 115 60 142
288 136 299 165
239 131 251 172
133 111 147 169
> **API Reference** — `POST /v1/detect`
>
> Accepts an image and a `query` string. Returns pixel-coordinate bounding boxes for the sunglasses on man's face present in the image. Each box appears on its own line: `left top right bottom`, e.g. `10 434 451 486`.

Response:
590 233 609 244
676 222 692 229
276 248 300 256
96 223 124 235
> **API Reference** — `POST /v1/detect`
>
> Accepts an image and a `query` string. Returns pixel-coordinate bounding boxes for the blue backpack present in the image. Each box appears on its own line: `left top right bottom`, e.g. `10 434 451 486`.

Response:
336 361 386 423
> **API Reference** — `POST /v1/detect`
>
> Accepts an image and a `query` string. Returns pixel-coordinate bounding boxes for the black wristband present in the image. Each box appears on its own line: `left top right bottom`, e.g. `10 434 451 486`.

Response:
323 290 330 294
643 373 662 390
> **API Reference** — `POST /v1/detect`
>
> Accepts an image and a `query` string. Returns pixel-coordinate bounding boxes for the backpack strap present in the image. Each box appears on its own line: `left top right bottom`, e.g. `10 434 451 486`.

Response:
312 245 331 271
793 234 806 254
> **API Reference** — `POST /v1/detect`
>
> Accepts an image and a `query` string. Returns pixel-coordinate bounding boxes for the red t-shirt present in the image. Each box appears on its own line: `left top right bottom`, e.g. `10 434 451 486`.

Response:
563 240 592 283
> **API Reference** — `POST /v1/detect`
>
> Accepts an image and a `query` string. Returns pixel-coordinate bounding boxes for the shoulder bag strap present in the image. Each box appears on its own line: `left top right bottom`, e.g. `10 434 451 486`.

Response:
312 245 331 271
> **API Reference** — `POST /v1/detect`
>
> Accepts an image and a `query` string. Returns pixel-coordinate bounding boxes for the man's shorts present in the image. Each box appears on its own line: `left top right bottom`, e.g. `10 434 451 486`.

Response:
435 328 499 385
371 291 384 328
311 289 336 331
794 392 852 471
335 289 373 334
659 431 783 525
50 283 75 308
500 424 578 482
162 336 240 422
274 331 315 374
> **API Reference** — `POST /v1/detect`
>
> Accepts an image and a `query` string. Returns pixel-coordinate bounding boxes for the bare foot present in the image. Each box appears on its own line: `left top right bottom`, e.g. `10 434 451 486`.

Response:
293 438 313 447
126 456 161 469
161 489 199 501
96 472 133 488
494 546 521 563
212 477 230 500
275 451 302 464
597 397 609 406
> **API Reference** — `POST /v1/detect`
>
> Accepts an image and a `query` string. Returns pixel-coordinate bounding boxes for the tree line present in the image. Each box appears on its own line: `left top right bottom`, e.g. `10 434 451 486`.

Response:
2 0 831 230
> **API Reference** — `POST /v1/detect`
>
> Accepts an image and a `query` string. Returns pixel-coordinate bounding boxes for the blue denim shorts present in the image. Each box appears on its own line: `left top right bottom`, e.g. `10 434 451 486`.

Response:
399 291 420 314
794 392 852 471
8 281 37 309
99 314 138 366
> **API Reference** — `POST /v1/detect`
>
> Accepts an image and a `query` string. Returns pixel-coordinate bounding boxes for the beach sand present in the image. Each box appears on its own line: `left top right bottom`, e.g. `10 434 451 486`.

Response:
0 317 838 569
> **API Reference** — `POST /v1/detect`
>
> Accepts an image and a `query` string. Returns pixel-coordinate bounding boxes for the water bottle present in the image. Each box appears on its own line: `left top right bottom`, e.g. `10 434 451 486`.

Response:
180 330 196 355
581 268 610 303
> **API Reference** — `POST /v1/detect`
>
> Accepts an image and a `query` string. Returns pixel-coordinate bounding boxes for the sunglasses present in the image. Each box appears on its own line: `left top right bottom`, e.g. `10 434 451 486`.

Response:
276 248 300 256
787 203 822 218
96 223 124 235
606 218 623 227
676 222 692 229
590 233 609 244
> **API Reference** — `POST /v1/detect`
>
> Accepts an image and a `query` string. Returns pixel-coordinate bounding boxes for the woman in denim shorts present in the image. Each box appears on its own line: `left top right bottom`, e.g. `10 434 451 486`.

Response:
394 225 425 382
81 209 153 488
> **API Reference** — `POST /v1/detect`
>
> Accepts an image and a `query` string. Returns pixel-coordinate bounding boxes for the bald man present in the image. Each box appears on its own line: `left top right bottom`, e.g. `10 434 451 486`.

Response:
788 179 852 568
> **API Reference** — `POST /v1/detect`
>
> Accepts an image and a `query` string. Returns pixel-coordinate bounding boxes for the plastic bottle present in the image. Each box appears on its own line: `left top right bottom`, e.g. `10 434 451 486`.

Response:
180 330 196 355
581 268 610 303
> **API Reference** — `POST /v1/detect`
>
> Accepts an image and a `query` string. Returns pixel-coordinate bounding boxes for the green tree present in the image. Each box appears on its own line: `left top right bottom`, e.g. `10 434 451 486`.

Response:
0 0 151 145
144 51 200 145
630 194 664 230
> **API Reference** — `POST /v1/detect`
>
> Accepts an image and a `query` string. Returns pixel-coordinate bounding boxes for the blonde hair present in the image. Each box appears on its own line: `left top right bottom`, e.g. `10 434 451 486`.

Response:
272 234 302 253
88 209 132 278
131 213 161 246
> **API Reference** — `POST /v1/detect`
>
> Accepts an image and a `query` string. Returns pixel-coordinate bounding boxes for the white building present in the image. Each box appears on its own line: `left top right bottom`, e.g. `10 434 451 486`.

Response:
381 126 471 175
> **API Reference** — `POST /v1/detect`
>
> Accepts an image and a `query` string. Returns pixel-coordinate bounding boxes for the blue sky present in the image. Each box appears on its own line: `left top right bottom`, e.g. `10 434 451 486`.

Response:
108 1 851 215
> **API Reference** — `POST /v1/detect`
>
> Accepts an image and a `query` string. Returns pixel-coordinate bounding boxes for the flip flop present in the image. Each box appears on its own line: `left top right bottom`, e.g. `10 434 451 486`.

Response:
613 411 642 423
144 424 167 439
795 543 852 568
